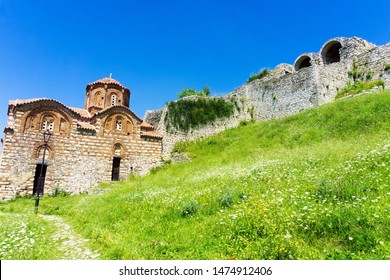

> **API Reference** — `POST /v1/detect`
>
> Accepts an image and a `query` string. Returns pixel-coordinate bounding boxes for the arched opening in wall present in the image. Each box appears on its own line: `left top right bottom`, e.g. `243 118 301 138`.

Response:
295 56 312 71
112 143 123 181
33 164 47 195
111 157 121 181
322 41 342 64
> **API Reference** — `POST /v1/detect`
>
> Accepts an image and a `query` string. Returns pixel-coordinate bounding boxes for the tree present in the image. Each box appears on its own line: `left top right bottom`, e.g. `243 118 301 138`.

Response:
202 86 210 96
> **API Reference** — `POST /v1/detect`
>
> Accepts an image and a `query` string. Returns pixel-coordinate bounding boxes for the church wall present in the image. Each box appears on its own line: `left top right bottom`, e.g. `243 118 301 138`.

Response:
0 107 162 200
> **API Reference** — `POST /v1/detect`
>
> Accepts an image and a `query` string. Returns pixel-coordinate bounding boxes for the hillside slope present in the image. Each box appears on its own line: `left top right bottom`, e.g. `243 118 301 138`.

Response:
1 91 390 260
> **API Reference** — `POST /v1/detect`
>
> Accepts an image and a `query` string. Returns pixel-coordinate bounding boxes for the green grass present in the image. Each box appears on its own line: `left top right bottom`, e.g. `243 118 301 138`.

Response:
1 91 390 260
0 211 60 259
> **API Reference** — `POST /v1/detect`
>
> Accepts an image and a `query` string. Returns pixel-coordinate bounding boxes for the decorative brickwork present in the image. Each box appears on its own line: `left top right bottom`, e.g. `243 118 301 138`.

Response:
0 78 162 200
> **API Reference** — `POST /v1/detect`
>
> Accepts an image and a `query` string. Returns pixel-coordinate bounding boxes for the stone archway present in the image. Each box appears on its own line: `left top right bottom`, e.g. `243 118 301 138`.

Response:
295 55 312 71
321 41 342 64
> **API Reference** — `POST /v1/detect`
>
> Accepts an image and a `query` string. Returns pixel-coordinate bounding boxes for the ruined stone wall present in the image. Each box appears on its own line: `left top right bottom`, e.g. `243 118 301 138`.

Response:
0 111 161 200
355 43 390 86
246 66 319 121
145 37 390 159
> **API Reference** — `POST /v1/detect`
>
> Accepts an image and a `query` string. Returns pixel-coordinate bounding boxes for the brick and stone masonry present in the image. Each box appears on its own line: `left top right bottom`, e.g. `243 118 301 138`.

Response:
0 78 163 200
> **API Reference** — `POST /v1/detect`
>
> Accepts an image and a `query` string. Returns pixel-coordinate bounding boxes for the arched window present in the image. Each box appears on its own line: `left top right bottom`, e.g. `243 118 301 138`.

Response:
95 92 103 107
114 143 122 157
111 94 117 106
115 117 122 131
42 116 54 131
36 145 51 160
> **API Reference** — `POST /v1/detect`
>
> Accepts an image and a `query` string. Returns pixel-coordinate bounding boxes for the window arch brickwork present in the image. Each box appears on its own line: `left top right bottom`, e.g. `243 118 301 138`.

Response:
102 113 136 135
22 107 71 136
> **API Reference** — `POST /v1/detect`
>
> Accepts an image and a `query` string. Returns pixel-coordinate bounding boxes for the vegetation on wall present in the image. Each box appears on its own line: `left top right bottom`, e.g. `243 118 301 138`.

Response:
164 97 237 132
178 87 210 99
336 80 384 98
247 69 270 83
336 60 384 98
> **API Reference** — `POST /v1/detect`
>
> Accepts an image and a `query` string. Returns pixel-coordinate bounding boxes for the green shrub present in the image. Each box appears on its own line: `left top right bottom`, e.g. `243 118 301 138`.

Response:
221 193 234 208
247 69 270 83
51 187 70 197
239 120 250 126
180 199 199 217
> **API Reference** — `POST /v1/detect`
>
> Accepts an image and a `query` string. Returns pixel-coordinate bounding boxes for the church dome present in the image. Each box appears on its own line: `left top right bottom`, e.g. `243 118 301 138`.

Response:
87 77 126 88
85 77 131 114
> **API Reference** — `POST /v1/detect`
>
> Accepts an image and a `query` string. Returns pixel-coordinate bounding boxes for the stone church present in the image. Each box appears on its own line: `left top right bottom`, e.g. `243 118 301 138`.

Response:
0 77 163 200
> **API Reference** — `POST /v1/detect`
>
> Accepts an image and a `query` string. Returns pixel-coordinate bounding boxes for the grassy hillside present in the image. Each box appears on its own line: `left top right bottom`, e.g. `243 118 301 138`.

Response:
1 91 390 260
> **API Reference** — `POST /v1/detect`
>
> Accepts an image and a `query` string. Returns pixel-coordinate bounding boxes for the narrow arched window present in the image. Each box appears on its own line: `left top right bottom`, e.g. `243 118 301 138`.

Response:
42 116 54 131
111 94 117 106
95 92 103 107
115 118 122 131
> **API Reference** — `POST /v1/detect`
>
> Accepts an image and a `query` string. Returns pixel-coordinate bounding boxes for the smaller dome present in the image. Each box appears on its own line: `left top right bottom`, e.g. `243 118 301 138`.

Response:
87 77 125 88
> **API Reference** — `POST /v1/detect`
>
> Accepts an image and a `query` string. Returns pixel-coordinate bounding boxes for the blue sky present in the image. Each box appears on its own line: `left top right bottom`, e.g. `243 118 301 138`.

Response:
1 0 390 133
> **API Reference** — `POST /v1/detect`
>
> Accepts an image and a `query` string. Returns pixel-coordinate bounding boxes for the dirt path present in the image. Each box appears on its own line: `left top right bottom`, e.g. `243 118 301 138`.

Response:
40 215 100 260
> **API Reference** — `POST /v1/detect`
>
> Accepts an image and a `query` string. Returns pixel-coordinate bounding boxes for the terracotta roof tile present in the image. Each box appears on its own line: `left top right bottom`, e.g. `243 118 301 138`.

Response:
94 105 143 121
9 98 52 106
87 77 125 88
141 121 154 130
69 107 91 118
77 121 96 131
9 99 91 119
140 131 163 139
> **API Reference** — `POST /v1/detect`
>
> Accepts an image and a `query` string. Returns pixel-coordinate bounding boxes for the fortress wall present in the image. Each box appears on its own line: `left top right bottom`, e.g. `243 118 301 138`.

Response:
247 67 319 121
355 43 390 86
317 61 351 104
141 37 390 160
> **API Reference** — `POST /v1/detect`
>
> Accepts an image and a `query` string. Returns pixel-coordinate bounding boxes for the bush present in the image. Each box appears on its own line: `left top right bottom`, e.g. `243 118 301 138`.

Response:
247 69 270 83
221 193 234 208
51 187 70 197
180 199 199 217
